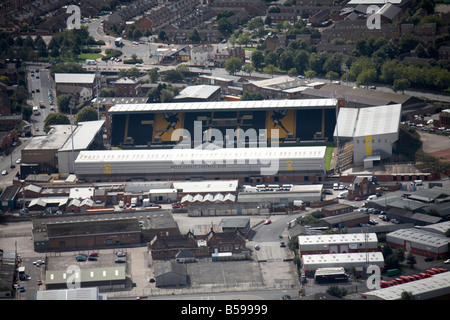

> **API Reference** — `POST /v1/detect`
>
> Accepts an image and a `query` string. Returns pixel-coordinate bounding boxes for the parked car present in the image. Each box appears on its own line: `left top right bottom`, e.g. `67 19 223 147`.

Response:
264 219 272 225
115 259 126 263
172 203 182 209
2 170 7 175
280 241 286 248
88 252 99 257
355 197 363 201
444 259 450 264
19 285 25 292
424 256 434 262
76 254 87 262
116 251 126 257
33 259 45 266
88 256 98 261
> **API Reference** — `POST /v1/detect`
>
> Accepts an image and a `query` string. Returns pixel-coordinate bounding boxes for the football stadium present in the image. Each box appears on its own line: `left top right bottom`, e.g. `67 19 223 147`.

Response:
106 98 341 148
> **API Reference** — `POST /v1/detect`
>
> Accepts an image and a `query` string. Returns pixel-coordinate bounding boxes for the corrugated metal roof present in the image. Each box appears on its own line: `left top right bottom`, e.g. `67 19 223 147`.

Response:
363 271 450 300
55 73 95 84
335 104 401 138
108 99 337 113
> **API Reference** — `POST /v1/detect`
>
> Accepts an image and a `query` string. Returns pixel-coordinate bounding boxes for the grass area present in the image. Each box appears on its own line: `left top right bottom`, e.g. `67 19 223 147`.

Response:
325 146 335 171
77 53 103 61
242 47 257 51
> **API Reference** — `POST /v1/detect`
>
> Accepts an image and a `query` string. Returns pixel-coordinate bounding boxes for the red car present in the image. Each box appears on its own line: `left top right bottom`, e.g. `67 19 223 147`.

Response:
172 203 181 209
264 219 272 225
355 197 363 201
88 252 99 257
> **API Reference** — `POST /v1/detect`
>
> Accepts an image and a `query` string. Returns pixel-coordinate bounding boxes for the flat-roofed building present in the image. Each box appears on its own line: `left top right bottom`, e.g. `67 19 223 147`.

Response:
362 271 450 300
45 267 126 291
302 252 385 274
386 225 450 259
298 233 378 256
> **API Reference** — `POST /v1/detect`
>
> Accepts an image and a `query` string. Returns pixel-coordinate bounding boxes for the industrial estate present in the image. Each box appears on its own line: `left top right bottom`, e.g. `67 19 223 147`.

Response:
0 0 450 302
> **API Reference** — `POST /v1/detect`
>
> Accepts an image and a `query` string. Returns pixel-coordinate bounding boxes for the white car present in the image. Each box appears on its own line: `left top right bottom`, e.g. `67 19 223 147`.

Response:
1 170 7 175
16 158 21 164
444 259 450 264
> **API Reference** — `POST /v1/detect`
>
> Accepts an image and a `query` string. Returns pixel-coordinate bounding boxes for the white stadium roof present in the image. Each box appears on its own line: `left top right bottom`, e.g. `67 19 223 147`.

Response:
108 99 337 113
75 146 327 163
334 104 401 138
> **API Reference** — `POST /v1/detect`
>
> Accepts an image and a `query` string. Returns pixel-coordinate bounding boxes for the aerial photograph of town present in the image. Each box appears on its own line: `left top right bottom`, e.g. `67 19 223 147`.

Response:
0 0 449 307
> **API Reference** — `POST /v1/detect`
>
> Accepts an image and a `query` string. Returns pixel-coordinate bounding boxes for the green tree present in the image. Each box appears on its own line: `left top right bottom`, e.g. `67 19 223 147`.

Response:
44 113 70 132
75 106 98 124
148 68 159 83
305 70 316 80
188 28 202 42
224 57 243 75
326 285 347 298
406 252 417 269
242 63 255 76
400 291 415 300
163 69 183 82
355 68 377 87
57 94 73 113
263 64 277 78
251 51 264 69
217 18 233 38
392 78 410 94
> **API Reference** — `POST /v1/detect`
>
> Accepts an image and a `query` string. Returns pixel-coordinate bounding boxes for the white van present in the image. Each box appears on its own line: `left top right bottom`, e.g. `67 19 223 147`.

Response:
367 195 378 201
338 191 348 199
86 59 97 65
333 183 339 190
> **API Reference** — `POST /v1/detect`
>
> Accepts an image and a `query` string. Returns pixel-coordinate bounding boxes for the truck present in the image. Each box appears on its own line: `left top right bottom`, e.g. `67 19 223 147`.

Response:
314 267 349 284
115 37 123 47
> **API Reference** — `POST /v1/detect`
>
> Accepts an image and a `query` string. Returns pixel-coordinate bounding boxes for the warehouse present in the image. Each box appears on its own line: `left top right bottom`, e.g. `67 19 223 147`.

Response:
386 226 450 259
45 266 126 291
154 261 188 287
298 233 378 256
74 146 327 183
321 211 370 228
362 271 450 300
238 184 323 206
302 252 385 274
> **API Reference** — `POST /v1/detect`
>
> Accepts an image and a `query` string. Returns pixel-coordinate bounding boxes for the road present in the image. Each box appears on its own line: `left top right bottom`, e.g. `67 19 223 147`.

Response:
27 66 55 135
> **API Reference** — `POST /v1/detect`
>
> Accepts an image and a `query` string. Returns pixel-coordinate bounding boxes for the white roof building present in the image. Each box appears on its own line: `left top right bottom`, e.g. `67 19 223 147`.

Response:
302 252 385 272
55 73 96 85
362 271 450 300
334 104 402 165
298 233 378 254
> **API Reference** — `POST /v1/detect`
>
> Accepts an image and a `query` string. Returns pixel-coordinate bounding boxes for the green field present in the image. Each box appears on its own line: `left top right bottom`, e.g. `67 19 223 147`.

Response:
325 147 335 171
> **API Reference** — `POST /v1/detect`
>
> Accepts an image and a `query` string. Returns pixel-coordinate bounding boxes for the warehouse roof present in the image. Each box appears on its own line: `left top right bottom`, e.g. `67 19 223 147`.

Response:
334 104 401 138
55 73 95 84
302 252 384 265
174 85 220 100
173 180 238 194
387 228 450 249
59 120 105 152
45 266 126 286
299 233 378 246
35 287 103 300
108 99 337 113
362 271 450 300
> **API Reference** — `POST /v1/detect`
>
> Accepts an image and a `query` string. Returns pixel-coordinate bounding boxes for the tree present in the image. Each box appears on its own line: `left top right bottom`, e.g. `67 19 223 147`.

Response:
158 30 167 41
406 252 417 269
163 69 183 82
326 285 347 298
148 68 159 83
251 51 264 69
44 113 70 132
392 79 410 94
57 94 73 113
75 106 98 124
355 68 377 87
217 18 233 38
242 64 255 76
224 57 243 75
188 28 202 42
263 64 277 78
237 32 251 47
305 70 316 80
400 291 415 300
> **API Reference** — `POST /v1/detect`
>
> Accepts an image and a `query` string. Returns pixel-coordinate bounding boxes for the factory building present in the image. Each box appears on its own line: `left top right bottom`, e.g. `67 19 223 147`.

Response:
298 233 378 256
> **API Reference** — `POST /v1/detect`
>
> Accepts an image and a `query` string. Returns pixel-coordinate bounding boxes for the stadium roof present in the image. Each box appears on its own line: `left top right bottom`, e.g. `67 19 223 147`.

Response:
59 120 105 152
107 99 337 114
334 104 401 138
75 146 327 163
